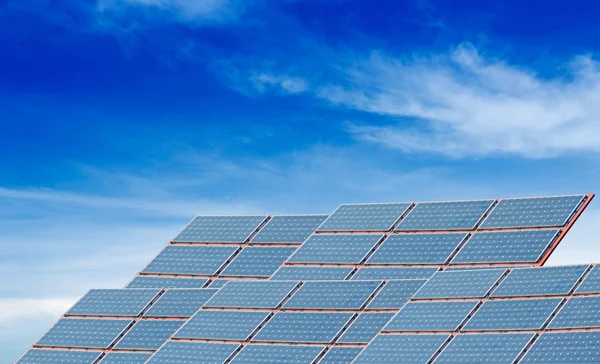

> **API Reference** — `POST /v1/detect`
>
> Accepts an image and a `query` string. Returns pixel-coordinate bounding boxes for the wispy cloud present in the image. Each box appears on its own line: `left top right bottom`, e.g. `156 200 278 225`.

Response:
0 298 76 327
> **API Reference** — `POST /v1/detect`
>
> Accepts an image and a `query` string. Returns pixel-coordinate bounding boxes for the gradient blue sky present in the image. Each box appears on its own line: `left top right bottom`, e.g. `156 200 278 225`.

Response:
2 0 600 361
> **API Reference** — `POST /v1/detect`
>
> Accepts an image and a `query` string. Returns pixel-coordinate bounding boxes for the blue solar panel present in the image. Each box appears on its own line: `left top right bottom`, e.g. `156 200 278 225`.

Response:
251 215 328 243
173 215 267 243
367 233 466 264
66 289 160 316
271 266 353 281
146 341 239 364
319 347 363 364
221 247 297 277
480 195 584 229
520 332 600 363
354 334 449 363
451 230 559 264
253 312 353 343
414 269 506 299
337 313 394 343
395 200 494 231
435 333 534 363
174 310 270 340
549 296 600 329
114 319 185 350
144 289 217 317
491 265 588 297
384 301 478 332
317 203 412 232
351 267 438 280
575 265 600 294
16 349 101 364
36 318 131 349
463 298 562 331
230 344 325 364
142 246 237 275
99 353 153 364
283 281 381 310
287 234 383 264
208 279 229 288
367 280 427 309
204 281 300 309
126 276 208 289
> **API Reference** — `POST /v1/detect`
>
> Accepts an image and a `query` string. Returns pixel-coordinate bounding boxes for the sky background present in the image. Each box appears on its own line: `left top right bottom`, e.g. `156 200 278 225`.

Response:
1 0 600 361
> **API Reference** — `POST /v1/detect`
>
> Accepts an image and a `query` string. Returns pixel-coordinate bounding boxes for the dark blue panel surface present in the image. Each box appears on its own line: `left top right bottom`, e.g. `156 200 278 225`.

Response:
367 233 466 264
204 281 300 309
251 215 328 243
319 347 363 364
337 313 394 343
36 318 131 349
520 332 600 363
144 289 217 317
384 301 478 332
221 247 297 277
317 203 412 232
367 280 427 309
271 266 353 281
351 267 438 280
126 276 208 289
146 341 239 364
142 246 237 275
253 312 353 343
114 320 184 350
549 296 600 329
99 353 153 363
414 269 506 299
354 334 449 363
16 350 101 364
463 298 562 331
230 344 325 364
575 265 600 294
174 310 270 341
283 281 381 310
491 265 588 297
396 200 493 231
434 333 534 363
67 289 160 316
173 215 267 243
287 234 383 264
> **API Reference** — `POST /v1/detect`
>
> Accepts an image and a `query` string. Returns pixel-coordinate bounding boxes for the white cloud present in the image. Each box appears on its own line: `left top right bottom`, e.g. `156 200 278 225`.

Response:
250 73 309 94
0 298 77 328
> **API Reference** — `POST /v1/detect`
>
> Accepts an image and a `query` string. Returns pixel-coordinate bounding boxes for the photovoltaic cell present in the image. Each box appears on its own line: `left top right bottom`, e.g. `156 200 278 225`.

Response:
413 269 506 299
146 341 239 364
463 298 562 331
337 313 395 343
520 332 600 363
451 230 559 264
36 318 131 349
66 289 160 316
549 296 600 329
251 215 328 243
126 276 208 289
174 310 270 341
144 289 218 317
479 195 584 229
142 246 237 275
434 333 534 363
283 281 381 310
204 281 300 309
230 344 325 364
318 347 363 364
113 319 185 350
208 279 229 288
317 203 412 232
16 349 101 364
575 264 600 294
287 234 383 264
395 200 494 231
270 266 353 281
354 334 449 364
172 215 267 243
367 233 466 264
99 353 153 364
491 265 588 297
384 301 478 332
351 267 438 280
253 312 353 343
221 247 297 277
367 280 427 309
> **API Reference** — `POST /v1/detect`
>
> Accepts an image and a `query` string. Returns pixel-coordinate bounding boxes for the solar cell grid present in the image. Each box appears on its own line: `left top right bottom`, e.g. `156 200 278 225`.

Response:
143 289 217 318
354 334 449 364
126 276 208 289
36 318 132 349
252 312 353 343
221 246 297 277
204 281 299 309
287 234 383 264
367 233 466 264
575 264 600 294
66 288 161 316
16 349 101 364
520 332 600 363
141 245 237 275
113 319 185 350
351 267 438 280
491 265 588 297
462 298 562 331
174 310 270 341
207 279 229 288
317 203 411 232
395 200 494 231
318 347 363 364
146 341 240 364
173 215 267 243
337 313 395 343
434 333 534 363
270 266 353 281
283 281 381 310
230 344 326 364
367 280 427 309
384 301 478 332
251 215 328 243
413 269 506 299
99 353 153 363
548 296 600 329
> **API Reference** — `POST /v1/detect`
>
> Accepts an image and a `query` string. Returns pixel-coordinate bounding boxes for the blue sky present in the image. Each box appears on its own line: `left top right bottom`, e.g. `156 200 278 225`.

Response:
2 0 600 361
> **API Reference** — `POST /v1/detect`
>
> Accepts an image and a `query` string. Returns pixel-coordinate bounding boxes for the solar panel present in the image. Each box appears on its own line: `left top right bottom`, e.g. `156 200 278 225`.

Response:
230 344 326 364
451 230 559 264
575 264 600 294
126 276 208 289
367 233 466 264
548 296 600 329
208 279 229 288
99 353 153 364
16 349 101 364
319 347 363 364
351 267 438 280
413 269 506 299
520 332 600 363
66 289 161 316
174 310 270 341
251 215 328 243
395 200 494 231
141 246 238 275
253 312 353 343
434 333 534 363
287 234 383 264
491 265 588 297
204 281 300 309
317 203 412 232
337 313 395 343
35 318 131 349
113 319 185 350
144 289 218 317
367 280 427 309
270 266 353 281
479 195 584 229
354 334 449 363
283 281 381 310
463 298 562 331
221 247 297 277
172 215 268 243
384 301 478 332
146 341 240 364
